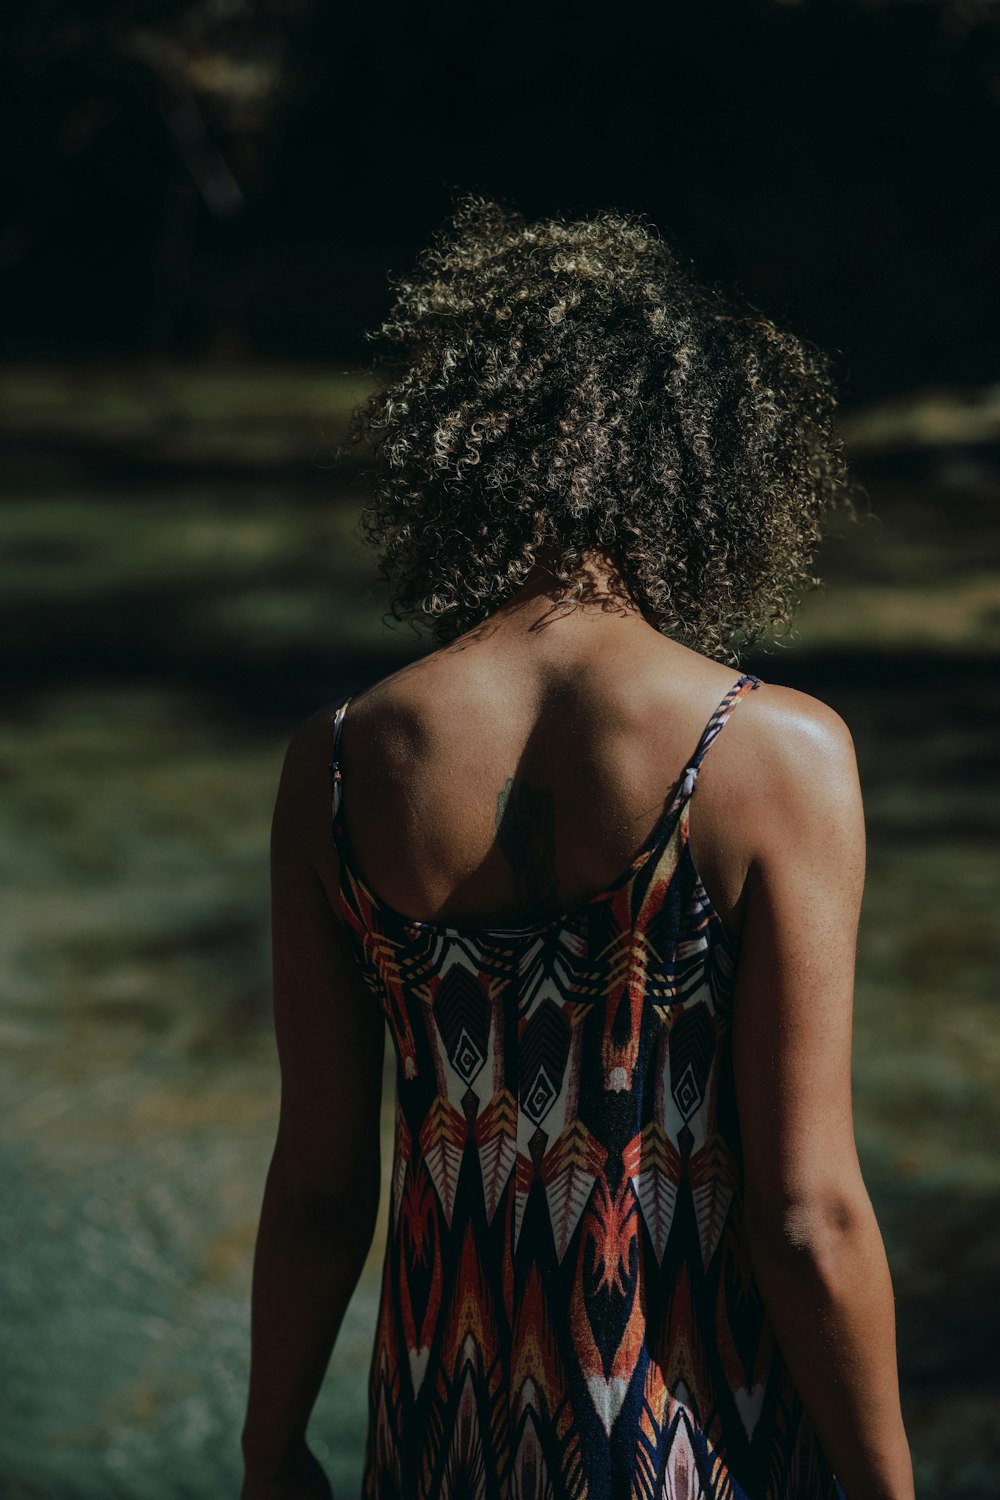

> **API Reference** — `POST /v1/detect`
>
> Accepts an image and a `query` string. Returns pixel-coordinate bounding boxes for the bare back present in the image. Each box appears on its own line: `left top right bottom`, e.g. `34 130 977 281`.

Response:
331 611 773 943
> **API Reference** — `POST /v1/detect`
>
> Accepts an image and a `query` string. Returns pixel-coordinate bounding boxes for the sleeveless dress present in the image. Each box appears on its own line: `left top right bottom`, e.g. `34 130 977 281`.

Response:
329 673 845 1500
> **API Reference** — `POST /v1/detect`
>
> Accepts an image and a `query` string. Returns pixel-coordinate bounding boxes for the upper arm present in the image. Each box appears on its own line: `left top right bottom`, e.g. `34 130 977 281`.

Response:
268 708 385 1215
731 688 868 1219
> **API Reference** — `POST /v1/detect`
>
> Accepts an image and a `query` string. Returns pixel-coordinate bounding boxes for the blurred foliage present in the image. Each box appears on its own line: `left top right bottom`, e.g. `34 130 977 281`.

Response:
1 0 999 394
3 0 1000 1485
0 362 998 1495
1 0 315 350
2 365 999 700
5 0 308 203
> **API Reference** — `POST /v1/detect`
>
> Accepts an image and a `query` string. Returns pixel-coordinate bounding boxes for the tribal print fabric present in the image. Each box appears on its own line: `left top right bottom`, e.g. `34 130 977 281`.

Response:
330 673 844 1500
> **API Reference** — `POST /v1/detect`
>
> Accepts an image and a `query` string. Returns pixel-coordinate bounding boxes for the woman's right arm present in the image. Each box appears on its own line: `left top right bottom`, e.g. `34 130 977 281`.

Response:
731 689 914 1500
240 710 386 1499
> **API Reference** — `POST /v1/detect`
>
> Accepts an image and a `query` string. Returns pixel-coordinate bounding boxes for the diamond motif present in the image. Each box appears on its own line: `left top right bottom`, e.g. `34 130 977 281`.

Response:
672 1060 702 1120
451 1025 485 1084
523 1065 557 1125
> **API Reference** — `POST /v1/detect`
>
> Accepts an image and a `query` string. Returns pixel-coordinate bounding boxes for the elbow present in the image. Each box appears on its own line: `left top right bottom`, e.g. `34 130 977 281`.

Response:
290 1184 380 1240
744 1184 874 1279
268 1150 381 1245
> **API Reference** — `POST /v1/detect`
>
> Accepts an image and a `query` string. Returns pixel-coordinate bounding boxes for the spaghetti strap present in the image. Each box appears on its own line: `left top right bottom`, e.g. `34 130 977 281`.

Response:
329 675 762 846
690 672 762 773
665 671 763 819
328 696 352 841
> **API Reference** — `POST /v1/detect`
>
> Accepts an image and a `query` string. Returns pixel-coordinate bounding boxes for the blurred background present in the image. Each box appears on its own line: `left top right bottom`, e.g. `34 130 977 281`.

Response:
2 0 999 1495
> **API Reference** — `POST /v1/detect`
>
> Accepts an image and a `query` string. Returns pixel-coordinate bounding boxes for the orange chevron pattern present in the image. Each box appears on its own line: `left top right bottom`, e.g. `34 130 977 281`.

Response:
330 674 846 1499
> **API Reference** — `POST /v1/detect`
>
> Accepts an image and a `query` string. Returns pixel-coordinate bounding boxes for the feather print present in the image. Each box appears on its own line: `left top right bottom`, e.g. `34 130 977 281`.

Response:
330 675 846 1499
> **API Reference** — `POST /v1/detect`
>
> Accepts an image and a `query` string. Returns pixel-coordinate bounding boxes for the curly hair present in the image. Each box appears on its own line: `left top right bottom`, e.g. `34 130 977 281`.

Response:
342 193 860 665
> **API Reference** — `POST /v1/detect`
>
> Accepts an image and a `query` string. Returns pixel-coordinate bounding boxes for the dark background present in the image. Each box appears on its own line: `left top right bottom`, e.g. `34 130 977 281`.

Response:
4 0 999 399
2 3 999 1497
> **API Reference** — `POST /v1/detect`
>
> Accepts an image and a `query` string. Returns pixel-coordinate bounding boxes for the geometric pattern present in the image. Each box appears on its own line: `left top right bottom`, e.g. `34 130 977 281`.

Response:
330 673 846 1500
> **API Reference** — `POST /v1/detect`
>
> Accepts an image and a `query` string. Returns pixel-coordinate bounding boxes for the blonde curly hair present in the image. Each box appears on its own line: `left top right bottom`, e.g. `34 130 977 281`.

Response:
342 193 859 665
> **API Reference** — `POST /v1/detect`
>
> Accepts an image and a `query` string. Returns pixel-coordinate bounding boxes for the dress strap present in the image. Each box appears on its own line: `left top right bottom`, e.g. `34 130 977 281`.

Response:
666 673 763 816
329 697 352 841
690 673 762 771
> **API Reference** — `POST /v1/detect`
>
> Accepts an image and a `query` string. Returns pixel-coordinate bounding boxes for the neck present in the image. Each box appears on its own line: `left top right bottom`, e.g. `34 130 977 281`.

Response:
460 548 661 644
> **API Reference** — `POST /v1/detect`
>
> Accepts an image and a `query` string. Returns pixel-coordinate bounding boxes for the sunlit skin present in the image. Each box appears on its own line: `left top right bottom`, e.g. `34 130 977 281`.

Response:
240 549 914 1500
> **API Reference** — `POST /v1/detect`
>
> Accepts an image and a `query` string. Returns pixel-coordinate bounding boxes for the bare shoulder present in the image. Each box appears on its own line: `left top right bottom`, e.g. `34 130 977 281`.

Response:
270 700 347 897
737 679 865 860
742 679 860 783
744 678 857 750
271 679 419 902
276 701 340 807
279 665 428 808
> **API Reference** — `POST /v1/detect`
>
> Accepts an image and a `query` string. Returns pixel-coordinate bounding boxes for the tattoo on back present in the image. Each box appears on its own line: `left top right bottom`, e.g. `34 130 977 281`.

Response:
495 778 559 910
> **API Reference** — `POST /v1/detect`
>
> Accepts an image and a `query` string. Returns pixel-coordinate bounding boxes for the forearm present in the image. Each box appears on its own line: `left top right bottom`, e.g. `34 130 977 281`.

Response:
241 1153 377 1480
746 1191 913 1500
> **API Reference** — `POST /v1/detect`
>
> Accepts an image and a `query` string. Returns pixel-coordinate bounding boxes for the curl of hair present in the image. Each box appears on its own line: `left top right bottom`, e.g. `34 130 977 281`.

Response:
341 193 859 665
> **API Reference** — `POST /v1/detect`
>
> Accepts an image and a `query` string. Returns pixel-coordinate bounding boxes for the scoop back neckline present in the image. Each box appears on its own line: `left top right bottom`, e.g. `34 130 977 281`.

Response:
330 671 761 943
335 771 695 941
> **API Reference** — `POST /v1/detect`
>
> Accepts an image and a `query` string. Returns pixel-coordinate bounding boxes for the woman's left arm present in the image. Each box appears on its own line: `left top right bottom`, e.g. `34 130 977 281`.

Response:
241 710 386 1497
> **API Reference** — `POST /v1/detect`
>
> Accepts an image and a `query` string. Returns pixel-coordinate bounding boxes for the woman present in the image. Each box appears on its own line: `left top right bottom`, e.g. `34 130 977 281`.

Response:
241 197 914 1500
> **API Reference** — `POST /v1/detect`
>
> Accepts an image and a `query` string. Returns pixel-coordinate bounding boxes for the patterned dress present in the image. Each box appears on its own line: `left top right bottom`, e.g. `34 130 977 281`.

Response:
329 673 845 1500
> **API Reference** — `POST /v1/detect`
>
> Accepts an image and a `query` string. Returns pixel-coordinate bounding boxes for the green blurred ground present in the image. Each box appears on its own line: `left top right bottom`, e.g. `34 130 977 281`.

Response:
1 364 998 1499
